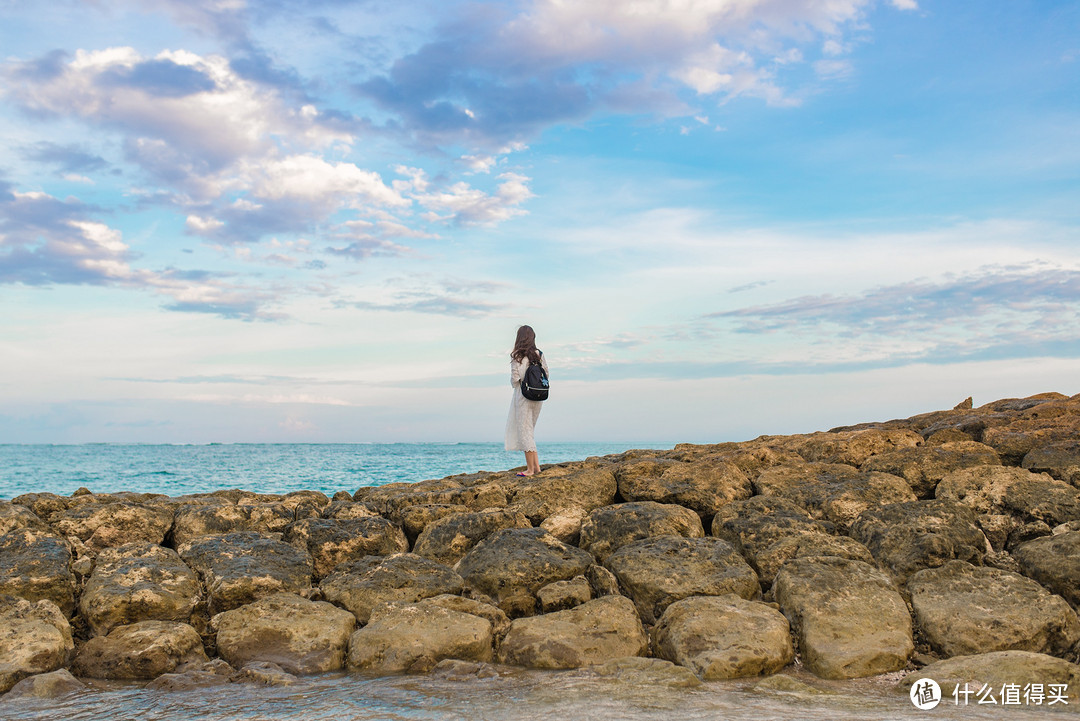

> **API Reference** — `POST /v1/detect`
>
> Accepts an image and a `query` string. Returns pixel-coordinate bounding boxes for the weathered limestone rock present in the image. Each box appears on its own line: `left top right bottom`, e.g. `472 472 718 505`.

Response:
578 502 704 563
848 500 987 582
580 656 701 687
213 593 356 674
455 528 595 618
284 517 409 579
789 428 922 466
0 596 74 694
0 502 51 536
714 445 806 482
614 458 751 518
653 595 794 680
144 658 235 691
586 564 621 597
360 473 508 516
753 463 916 532
79 542 201 636
537 575 591 613
1024 440 1080 485
908 561 1080 658
497 595 648 669
417 594 512 639
9 493 73 524
1013 532 1080 608
860 442 1000 498
412 508 531 567
236 660 298 686
319 553 463 624
902 651 1080 705
773 557 913 679
0 530 76 615
3 669 85 699
506 465 618 523
605 536 759 624
540 506 589 546
388 504 468 543
179 531 313 613
170 503 295 547
711 496 872 587
322 500 379 521
346 602 494 673
71 620 208 679
937 465 1080 526
51 502 174 551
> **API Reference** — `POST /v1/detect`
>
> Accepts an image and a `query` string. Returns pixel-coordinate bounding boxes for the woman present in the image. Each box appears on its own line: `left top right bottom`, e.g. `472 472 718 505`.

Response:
505 325 548 476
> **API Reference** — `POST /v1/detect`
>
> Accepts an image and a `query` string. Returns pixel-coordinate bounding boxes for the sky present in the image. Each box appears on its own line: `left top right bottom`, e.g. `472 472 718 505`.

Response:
1 0 1078 445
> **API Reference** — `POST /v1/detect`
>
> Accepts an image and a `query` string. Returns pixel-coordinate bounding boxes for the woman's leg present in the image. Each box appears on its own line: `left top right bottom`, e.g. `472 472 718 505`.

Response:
524 450 539 475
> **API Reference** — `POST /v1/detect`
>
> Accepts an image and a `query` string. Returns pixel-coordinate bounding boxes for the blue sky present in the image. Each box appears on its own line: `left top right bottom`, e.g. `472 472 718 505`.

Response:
1 0 1078 444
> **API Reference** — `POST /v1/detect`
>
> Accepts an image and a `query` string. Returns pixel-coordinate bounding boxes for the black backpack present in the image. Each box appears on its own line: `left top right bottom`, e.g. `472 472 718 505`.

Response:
520 353 549 401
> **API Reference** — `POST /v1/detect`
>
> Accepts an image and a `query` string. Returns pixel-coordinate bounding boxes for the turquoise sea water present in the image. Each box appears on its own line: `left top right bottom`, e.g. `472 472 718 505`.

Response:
0 442 664 499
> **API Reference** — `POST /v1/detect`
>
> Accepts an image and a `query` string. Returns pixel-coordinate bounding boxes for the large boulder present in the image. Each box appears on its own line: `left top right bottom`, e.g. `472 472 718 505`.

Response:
319 553 464 624
937 466 1080 526
417 594 512 640
178 531 313 613
578 502 704 563
360 474 509 516
0 595 74 694
711 496 873 587
753 463 916 532
1023 440 1080 485
3 669 85 699
0 502 51 536
497 595 648 669
212 593 356 674
860 442 1000 498
412 509 531 567
604 536 759 624
506 465 618 523
902 651 1080 705
614 458 751 518
170 503 295 547
0 530 76 615
346 602 493 673
9 493 73 524
284 517 409 579
79 542 200 636
71 620 208 679
1013 532 1080 608
773 557 913 679
455 528 595 618
789 428 922 466
388 504 469 543
51 502 174 551
848 500 988 582
907 560 1080 657
652 595 793 679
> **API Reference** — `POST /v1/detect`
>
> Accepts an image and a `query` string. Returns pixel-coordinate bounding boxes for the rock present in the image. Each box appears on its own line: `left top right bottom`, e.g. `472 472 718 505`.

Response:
0 502 51 536
1007 521 1053 550
284 517 409 579
605 536 759 624
790 428 922 466
79 542 200 636
319 553 464 624
0 530 76 615
578 502 704 564
860 442 1000 498
652 595 794 680
71 620 208 679
412 509 531 567
937 465 1080 526
537 575 591 613
505 465 618 523
753 463 916 532
711 496 872 587
1023 440 1080 485
585 564 621 597
455 528 595 618
237 660 298 686
901 651 1080 705
3 668 85 699
983 423 1080 466
773 557 913 679
322 500 380 521
417 594 512 640
144 659 234 691
1013 532 1080 608
497 595 648 669
539 507 588 546
614 458 751 518
388 504 469 543
581 656 701 687
715 446 806 482
848 500 987 582
50 502 174 551
0 596 74 694
179 531 313 613
361 474 509 516
908 560 1080 657
346 602 494 673
954 397 973 410
9 493 72 524
170 503 295 547
213 593 356 674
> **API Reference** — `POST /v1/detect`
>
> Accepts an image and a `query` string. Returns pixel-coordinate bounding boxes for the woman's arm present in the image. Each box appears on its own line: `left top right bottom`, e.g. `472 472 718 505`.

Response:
510 358 524 387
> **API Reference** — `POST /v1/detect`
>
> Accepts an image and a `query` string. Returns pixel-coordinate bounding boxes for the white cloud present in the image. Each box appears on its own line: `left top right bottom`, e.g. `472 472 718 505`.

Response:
891 0 919 10
412 172 534 226
249 154 407 208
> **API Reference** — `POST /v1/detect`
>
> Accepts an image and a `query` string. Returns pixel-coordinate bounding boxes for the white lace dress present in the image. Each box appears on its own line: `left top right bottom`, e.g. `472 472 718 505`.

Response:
504 353 548 452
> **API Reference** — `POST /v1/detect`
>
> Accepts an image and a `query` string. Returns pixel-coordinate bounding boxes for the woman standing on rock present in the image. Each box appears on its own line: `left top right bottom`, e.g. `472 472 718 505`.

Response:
505 325 548 477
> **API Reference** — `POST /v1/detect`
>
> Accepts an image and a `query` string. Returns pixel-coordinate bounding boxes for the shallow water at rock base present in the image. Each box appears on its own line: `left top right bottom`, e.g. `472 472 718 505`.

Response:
3 668 1072 721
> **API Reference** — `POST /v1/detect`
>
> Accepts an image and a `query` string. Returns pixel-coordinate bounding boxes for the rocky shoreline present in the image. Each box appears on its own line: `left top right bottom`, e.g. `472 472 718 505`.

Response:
4 392 1080 705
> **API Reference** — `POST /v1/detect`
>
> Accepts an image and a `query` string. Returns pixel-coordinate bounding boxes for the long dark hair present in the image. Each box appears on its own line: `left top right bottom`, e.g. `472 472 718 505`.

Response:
511 325 541 364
